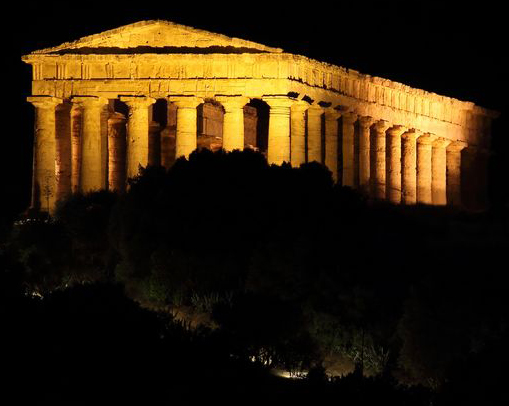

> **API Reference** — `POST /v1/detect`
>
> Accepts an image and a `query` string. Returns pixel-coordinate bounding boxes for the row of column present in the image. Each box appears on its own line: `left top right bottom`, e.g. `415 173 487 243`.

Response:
28 94 471 212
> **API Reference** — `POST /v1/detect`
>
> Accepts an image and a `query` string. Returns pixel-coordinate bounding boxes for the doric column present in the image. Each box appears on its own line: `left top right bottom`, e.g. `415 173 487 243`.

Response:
216 96 249 151
148 121 161 166
417 134 434 205
55 101 72 203
386 125 406 204
290 100 309 167
324 108 341 182
263 96 294 165
73 96 109 192
342 112 357 187
120 96 156 179
307 104 324 164
446 141 467 207
170 96 202 159
370 120 390 199
70 105 82 194
431 138 451 206
358 116 374 194
401 129 420 204
107 112 127 193
27 96 62 212
160 102 177 169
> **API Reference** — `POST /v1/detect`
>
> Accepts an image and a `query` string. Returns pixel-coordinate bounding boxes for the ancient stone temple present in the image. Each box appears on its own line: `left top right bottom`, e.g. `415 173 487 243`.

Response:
22 20 499 213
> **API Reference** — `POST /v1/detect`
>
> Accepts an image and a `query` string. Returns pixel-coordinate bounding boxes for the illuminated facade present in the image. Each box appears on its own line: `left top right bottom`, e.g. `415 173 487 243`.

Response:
22 20 498 212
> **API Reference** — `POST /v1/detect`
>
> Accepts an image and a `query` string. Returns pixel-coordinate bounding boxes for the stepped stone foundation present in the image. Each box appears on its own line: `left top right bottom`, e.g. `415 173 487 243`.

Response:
22 20 499 212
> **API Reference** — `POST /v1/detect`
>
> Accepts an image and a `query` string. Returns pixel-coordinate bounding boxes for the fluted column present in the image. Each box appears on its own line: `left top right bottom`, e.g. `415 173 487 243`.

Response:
290 101 309 167
386 125 406 203
216 96 249 151
55 101 72 203
431 138 451 206
358 116 374 194
401 129 420 204
70 105 82 193
160 102 177 169
73 96 109 192
107 112 126 192
263 96 294 165
171 96 202 159
371 120 390 199
447 141 467 207
307 104 323 164
342 112 357 187
120 96 156 179
27 96 62 212
417 134 434 205
148 121 161 166
324 108 341 182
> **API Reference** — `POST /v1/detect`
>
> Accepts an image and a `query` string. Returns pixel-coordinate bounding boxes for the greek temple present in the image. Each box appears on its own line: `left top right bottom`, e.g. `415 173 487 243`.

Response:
22 20 499 212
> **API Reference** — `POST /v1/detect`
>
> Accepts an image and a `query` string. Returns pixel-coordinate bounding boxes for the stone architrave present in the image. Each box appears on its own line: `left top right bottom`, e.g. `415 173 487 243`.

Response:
107 112 127 192
170 96 203 159
447 141 467 207
386 125 406 204
290 101 309 167
120 96 156 179
342 112 357 187
401 129 420 205
73 96 110 192
417 133 435 205
263 96 294 165
358 116 374 194
431 138 451 205
216 96 250 151
27 96 62 212
324 108 341 182
371 120 390 199
307 104 324 164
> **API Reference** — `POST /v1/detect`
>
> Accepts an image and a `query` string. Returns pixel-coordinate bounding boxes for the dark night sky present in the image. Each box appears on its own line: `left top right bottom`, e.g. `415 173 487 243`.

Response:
4 0 507 217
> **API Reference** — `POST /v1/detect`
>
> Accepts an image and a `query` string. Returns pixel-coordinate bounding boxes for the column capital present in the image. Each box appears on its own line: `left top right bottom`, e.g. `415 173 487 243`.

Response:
108 112 127 125
72 96 109 108
417 133 437 145
169 95 203 108
307 104 324 116
342 111 358 124
401 128 422 141
290 100 310 113
324 107 341 121
119 96 156 108
27 96 63 109
387 125 407 137
215 95 250 109
432 138 452 148
373 119 391 133
262 95 296 108
447 141 468 152
149 121 161 132
358 116 374 128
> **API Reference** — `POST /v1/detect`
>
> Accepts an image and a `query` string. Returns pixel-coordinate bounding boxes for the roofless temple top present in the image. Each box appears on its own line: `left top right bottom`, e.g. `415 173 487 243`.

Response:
22 20 499 212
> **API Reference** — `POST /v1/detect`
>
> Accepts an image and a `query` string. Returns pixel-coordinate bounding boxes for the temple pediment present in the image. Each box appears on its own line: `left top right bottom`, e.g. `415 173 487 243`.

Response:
28 20 283 55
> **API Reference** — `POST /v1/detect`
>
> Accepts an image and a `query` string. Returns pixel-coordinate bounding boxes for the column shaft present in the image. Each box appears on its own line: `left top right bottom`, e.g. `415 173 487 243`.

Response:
307 105 323 164
371 120 390 199
342 113 357 187
171 97 202 159
149 121 162 166
386 125 406 203
358 116 373 194
264 97 294 165
27 96 62 212
401 130 419 204
107 112 127 192
73 97 109 192
217 96 249 151
324 109 341 182
71 105 82 193
417 134 434 204
431 139 450 205
290 101 308 167
55 102 72 203
447 142 467 207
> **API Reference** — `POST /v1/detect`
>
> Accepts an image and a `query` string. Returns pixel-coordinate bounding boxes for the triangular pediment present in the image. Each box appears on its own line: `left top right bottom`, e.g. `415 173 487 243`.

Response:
29 20 283 55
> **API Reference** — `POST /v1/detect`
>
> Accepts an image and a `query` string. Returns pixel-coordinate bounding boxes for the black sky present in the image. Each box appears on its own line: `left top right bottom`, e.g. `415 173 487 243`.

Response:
4 0 507 217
